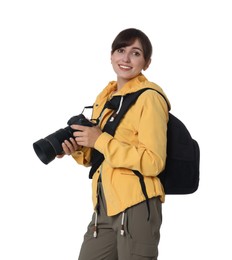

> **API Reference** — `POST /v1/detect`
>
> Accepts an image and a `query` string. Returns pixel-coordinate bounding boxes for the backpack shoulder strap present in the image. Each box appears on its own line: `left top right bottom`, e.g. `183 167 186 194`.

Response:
103 88 149 134
104 87 170 133
89 87 168 219
89 87 168 178
89 88 150 178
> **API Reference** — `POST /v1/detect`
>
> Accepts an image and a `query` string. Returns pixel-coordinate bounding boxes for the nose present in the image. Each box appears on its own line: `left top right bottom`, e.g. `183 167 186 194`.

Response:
122 52 130 63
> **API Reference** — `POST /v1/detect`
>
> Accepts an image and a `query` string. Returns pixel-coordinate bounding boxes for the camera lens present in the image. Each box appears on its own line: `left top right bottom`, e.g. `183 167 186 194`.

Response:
33 138 57 165
33 126 73 164
33 114 94 165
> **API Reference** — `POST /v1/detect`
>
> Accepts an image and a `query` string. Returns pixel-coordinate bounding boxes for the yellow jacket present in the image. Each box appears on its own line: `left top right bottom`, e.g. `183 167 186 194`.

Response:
72 74 170 216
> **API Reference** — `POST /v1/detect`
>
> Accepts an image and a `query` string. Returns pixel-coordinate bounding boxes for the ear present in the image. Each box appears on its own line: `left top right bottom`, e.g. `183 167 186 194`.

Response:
143 59 151 71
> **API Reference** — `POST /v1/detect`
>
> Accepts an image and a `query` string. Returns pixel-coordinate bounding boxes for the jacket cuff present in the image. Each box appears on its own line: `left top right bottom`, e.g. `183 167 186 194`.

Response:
94 132 113 153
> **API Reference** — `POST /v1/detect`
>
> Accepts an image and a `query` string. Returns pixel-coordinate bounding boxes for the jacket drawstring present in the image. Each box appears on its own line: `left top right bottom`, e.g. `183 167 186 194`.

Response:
120 211 125 236
116 96 123 114
93 211 98 238
109 96 124 122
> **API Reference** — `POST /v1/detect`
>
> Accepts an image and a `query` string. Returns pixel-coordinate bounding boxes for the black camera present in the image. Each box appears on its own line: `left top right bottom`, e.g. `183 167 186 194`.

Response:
33 114 95 165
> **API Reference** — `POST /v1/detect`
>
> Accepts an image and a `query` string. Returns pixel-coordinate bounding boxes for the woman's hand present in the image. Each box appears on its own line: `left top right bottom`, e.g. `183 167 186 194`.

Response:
71 125 102 148
56 137 80 158
56 124 102 159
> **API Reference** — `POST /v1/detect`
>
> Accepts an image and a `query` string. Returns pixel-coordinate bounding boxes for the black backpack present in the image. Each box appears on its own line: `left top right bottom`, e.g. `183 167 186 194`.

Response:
89 88 200 198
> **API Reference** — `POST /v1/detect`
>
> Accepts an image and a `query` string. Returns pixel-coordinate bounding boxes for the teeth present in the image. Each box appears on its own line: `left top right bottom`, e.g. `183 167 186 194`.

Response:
120 65 131 69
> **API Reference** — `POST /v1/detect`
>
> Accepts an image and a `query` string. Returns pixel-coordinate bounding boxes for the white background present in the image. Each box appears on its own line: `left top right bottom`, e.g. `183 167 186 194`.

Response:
0 0 231 259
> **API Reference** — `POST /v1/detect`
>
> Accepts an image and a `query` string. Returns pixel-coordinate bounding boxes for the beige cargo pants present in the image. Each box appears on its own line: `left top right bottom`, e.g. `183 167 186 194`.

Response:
78 182 162 260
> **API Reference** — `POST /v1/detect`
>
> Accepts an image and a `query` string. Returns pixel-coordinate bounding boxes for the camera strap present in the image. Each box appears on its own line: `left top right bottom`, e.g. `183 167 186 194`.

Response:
81 105 94 114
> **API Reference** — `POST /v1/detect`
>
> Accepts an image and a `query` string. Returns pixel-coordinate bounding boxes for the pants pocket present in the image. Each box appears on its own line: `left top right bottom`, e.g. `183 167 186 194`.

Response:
125 198 161 259
130 239 158 258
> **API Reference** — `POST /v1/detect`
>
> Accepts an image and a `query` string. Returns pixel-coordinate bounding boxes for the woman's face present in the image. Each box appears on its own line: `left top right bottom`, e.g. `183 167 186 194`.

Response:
111 39 150 87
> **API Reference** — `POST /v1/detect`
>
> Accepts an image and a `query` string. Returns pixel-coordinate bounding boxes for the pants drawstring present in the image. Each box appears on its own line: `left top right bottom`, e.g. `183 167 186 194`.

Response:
93 211 98 238
120 211 125 236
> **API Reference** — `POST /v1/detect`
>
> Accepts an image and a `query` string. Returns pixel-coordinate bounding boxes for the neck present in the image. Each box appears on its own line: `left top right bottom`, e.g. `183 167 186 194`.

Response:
116 78 129 91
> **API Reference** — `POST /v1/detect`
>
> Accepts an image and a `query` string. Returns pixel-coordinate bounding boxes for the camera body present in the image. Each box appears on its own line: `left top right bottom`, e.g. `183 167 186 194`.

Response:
33 114 95 165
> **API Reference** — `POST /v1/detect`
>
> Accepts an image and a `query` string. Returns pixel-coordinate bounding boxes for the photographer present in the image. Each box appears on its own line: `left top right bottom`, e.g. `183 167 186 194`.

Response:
58 28 170 260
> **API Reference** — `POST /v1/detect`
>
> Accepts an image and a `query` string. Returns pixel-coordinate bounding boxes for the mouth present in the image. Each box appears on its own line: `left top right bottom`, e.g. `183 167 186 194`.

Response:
119 64 132 70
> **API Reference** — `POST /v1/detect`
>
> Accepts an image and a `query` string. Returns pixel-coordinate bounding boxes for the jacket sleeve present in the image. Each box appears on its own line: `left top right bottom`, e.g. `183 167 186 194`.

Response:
71 146 92 167
94 90 169 177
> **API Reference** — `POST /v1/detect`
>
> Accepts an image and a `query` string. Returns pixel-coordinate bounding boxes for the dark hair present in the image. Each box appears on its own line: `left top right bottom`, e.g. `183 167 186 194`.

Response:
111 28 153 64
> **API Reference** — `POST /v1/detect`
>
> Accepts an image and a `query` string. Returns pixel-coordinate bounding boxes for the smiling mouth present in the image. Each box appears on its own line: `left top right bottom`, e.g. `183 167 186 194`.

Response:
119 64 132 70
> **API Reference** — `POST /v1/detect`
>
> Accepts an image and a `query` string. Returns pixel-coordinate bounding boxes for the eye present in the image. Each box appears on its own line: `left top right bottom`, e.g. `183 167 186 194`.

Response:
117 48 124 53
133 51 141 57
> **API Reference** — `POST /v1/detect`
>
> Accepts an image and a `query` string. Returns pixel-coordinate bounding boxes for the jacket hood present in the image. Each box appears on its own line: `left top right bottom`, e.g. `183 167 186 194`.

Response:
99 74 171 111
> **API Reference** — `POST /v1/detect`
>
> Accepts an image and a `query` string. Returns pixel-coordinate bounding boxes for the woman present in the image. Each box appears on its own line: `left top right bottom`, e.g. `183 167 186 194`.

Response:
59 28 170 260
